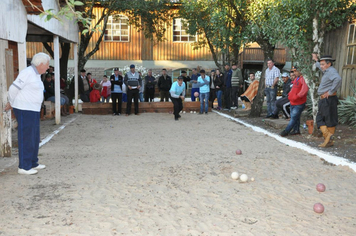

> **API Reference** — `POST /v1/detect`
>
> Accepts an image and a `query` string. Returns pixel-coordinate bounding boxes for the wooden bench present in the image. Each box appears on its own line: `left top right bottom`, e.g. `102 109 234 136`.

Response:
81 101 212 115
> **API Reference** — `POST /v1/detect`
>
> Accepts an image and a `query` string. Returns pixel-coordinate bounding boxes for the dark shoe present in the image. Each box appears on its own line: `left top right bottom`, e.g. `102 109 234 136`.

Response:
199 112 203 114
271 114 279 119
178 115 181 118
266 114 273 118
280 130 289 137
290 130 301 135
175 117 179 121
205 112 208 115
135 113 139 115
113 113 117 116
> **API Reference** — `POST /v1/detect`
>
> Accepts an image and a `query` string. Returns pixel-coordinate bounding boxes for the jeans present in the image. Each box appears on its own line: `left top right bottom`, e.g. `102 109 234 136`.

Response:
122 93 127 102
200 92 209 113
101 95 111 103
47 96 66 105
13 108 40 170
139 92 144 102
285 103 306 133
191 88 199 101
265 87 277 116
216 90 222 108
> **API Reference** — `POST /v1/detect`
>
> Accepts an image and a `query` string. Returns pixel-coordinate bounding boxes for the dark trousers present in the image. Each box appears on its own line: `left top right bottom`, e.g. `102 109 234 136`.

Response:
126 89 139 115
13 108 40 170
171 97 183 118
316 96 339 128
224 87 232 109
160 90 170 102
80 90 90 102
191 88 199 101
274 97 290 118
231 86 240 107
145 88 155 102
111 93 122 114
209 88 216 108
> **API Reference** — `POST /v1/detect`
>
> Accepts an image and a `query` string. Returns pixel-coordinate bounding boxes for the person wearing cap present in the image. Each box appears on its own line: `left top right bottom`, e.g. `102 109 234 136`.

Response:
180 70 190 91
240 72 259 111
197 69 210 114
270 72 292 119
312 54 342 147
124 64 142 115
265 59 281 117
110 68 124 115
144 69 156 102
77 69 91 102
157 69 172 102
169 76 186 120
190 68 200 101
280 66 309 137
223 63 233 110
231 64 244 109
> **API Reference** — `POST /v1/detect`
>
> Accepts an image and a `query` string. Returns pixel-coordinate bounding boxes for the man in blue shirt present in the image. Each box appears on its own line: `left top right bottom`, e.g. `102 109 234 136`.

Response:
197 70 210 114
170 76 186 121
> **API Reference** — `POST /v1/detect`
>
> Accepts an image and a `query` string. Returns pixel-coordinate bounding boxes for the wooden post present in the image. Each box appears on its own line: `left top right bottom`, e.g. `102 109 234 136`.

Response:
0 39 12 157
17 42 27 71
74 43 78 112
54 35 61 124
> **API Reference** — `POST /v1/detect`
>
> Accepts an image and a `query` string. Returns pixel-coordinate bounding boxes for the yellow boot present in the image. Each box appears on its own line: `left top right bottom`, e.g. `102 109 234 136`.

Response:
326 127 336 147
318 126 332 147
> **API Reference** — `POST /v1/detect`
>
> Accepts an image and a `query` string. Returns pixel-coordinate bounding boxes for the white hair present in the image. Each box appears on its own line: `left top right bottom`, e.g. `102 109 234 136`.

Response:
31 53 50 67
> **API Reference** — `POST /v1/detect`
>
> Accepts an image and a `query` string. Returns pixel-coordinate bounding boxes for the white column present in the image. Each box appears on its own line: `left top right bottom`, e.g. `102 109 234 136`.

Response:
73 43 78 112
0 39 12 157
17 42 27 71
54 35 61 124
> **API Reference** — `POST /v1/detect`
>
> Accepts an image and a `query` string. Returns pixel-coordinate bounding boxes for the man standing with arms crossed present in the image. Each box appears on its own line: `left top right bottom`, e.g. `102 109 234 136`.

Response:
124 64 142 116
264 59 280 118
312 54 342 147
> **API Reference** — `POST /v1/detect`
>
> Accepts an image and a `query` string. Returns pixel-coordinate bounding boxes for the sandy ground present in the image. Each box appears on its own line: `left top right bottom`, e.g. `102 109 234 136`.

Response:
1 112 356 235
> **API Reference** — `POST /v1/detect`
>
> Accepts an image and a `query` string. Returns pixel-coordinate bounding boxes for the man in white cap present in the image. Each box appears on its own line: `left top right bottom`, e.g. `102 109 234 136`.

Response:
312 54 342 147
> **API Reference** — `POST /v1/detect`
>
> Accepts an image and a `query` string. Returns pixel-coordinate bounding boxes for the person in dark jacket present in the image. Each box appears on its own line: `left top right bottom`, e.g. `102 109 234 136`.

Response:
271 72 293 119
181 70 190 91
144 69 156 102
76 69 91 102
157 69 172 102
214 69 224 110
110 68 124 115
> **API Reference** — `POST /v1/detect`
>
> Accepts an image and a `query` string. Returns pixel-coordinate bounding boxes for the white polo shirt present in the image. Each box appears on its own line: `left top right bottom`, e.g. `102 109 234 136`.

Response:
8 65 44 112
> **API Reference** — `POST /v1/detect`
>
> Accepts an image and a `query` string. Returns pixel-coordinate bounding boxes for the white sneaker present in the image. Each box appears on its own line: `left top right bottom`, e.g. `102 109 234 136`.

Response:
231 106 237 110
33 164 46 170
18 168 38 175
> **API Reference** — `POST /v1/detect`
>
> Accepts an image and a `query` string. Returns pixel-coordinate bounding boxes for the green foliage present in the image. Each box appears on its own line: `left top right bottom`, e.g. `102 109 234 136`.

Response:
338 96 356 127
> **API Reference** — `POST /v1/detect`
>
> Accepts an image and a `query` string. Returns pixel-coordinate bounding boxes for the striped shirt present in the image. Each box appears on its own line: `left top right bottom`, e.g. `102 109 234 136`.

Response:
265 66 280 87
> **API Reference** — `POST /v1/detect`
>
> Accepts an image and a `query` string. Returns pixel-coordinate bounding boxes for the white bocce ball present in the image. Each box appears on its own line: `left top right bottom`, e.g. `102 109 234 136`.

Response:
231 172 239 180
250 177 255 182
240 174 248 182
183 111 186 114
194 111 196 113
190 111 193 113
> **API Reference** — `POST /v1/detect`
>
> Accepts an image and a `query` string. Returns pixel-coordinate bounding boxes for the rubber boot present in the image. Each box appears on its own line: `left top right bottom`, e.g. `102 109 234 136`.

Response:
245 101 251 111
326 127 336 147
65 104 70 115
318 126 332 147
61 106 67 116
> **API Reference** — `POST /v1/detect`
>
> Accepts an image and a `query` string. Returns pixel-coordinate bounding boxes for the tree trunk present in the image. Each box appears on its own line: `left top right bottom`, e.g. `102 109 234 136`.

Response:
249 40 274 117
60 43 71 81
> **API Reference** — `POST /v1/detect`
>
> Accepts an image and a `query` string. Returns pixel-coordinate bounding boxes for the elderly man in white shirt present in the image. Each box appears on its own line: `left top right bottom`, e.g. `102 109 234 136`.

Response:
5 52 50 175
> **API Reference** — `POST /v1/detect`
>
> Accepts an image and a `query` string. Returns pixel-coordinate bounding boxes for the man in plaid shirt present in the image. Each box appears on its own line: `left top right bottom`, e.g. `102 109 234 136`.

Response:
264 59 280 118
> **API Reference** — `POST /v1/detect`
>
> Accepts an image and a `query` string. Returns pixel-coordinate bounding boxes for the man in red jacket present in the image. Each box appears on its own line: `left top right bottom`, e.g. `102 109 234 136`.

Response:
280 66 309 136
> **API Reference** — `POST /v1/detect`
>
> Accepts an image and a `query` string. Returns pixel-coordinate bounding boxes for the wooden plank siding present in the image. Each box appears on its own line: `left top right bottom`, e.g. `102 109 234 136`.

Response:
324 21 356 99
238 48 286 66
26 7 213 62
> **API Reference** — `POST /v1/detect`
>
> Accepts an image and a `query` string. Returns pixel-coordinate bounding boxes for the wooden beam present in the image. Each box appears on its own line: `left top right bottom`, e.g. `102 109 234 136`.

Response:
0 40 12 157
54 35 61 124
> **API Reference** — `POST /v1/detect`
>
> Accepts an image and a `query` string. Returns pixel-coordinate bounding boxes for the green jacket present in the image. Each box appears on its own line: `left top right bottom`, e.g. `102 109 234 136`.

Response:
231 68 243 87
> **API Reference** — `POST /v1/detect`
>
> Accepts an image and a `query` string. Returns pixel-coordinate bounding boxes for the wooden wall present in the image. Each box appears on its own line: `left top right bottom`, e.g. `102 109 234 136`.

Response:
324 21 356 99
26 7 213 62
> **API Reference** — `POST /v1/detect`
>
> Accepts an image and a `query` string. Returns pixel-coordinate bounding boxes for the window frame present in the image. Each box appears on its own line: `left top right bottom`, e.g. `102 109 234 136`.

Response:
104 15 130 42
172 18 197 43
346 23 356 65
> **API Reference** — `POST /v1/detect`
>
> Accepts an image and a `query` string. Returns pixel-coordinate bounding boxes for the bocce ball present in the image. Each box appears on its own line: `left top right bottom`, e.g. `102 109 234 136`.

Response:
231 172 239 180
240 174 248 182
313 203 324 213
194 92 199 97
250 177 255 182
235 149 242 155
316 183 326 192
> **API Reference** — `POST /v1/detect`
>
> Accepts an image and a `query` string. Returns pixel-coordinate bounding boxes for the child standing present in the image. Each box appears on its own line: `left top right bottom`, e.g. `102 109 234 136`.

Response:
100 75 111 103
90 83 101 103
